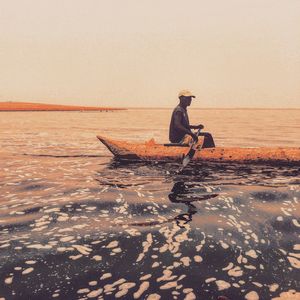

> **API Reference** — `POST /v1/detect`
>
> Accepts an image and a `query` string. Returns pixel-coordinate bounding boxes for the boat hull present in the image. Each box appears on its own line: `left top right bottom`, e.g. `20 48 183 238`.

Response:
97 135 300 165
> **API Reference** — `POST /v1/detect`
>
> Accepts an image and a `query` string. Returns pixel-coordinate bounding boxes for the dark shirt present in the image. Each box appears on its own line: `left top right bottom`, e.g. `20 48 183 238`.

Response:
169 105 190 143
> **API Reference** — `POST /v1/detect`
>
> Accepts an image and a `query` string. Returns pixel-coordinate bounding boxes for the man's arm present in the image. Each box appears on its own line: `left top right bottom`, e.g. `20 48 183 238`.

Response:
174 112 198 142
190 124 204 130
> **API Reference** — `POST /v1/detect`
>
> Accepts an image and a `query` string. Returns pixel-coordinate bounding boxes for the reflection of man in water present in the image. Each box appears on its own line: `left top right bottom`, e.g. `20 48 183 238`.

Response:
168 181 219 228
169 90 215 148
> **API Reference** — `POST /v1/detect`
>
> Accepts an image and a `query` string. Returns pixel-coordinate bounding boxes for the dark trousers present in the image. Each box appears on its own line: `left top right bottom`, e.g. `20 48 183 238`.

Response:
199 132 215 148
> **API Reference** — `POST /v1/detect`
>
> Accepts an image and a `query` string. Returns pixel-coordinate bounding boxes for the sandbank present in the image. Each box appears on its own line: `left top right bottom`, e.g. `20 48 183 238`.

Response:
0 102 125 112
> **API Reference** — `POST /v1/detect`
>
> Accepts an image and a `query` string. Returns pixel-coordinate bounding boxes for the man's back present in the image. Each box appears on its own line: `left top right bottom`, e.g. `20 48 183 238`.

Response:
169 105 190 143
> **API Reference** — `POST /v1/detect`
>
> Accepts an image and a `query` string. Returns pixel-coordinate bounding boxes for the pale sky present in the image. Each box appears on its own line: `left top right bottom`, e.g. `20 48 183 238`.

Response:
0 0 300 108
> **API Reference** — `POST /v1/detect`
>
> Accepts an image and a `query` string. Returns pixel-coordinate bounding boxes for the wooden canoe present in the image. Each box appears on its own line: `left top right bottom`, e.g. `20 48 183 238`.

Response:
97 135 300 165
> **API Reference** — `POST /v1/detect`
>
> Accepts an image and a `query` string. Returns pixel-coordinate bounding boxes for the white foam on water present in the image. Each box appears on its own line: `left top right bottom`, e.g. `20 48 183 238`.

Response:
215 280 231 291
269 284 279 292
157 270 177 282
133 281 149 299
27 244 52 250
160 281 177 290
293 244 300 250
72 244 92 255
152 262 160 268
205 278 216 283
4 277 13 285
194 255 202 263
69 254 82 260
92 255 102 261
25 260 36 265
287 256 300 269
245 291 259 300
272 290 300 299
22 267 34 275
87 288 103 298
60 236 75 242
140 274 152 281
220 241 229 249
180 257 191 267
115 282 136 298
246 250 258 259
228 266 243 277
245 265 256 270
252 282 263 288
292 219 300 227
146 294 161 300
184 292 196 300
100 273 112 280
222 262 234 271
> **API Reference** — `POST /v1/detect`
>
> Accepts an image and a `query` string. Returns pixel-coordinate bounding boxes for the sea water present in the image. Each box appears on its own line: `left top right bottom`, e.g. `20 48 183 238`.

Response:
0 109 300 299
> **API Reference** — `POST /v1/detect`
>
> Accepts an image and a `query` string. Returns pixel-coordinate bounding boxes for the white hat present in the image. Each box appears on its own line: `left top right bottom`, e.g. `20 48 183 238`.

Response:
178 89 196 98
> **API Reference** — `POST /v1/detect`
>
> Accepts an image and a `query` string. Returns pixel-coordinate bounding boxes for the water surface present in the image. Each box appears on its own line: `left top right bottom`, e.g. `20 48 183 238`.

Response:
0 109 300 300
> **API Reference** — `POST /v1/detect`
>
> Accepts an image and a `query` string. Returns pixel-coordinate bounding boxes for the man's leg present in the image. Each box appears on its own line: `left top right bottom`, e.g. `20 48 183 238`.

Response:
181 134 204 149
181 134 193 145
199 132 215 148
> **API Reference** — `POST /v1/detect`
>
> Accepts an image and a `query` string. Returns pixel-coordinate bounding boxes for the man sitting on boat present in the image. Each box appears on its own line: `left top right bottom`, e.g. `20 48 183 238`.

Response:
169 90 215 148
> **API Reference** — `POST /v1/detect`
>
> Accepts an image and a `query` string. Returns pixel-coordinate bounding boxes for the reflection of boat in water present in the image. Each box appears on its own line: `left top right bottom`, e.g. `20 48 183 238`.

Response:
168 182 219 204
97 135 300 165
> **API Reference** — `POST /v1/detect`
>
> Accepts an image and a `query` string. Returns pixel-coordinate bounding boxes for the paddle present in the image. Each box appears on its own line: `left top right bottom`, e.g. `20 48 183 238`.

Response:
180 128 203 171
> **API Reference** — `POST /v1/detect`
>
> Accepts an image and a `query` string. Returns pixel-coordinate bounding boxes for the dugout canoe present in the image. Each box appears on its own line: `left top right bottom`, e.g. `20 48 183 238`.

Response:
97 135 300 165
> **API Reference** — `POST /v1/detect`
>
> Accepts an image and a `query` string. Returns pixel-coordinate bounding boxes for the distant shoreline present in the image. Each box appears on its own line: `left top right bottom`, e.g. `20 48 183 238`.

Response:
1 102 299 111
111 106 299 110
0 102 126 112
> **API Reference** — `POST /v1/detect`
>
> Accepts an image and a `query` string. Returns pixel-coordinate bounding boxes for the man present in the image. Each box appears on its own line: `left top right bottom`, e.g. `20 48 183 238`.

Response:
169 90 215 148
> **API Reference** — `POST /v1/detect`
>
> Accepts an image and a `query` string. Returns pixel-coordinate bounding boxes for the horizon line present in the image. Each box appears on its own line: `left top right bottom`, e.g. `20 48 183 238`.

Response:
0 101 299 110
